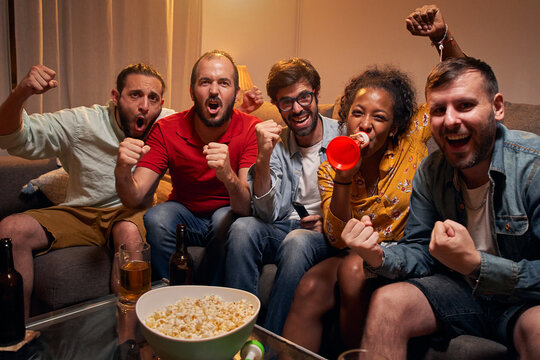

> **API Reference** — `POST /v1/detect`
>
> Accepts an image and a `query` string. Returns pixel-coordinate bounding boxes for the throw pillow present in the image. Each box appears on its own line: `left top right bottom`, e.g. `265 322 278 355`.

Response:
21 167 69 205
154 173 172 205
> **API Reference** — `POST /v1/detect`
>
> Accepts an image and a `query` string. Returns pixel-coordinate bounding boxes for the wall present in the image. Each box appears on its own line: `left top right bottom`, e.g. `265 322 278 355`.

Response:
201 0 540 106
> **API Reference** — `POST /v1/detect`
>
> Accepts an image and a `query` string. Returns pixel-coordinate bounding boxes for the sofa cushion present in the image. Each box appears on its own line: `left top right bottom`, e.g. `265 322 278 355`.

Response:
502 101 540 135
33 246 112 310
421 335 508 359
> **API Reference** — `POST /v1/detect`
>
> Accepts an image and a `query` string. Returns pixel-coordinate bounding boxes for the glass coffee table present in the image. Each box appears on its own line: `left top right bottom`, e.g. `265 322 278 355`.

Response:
3 286 327 360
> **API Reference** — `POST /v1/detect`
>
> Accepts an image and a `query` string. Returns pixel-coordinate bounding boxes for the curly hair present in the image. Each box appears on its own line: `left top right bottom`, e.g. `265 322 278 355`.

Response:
338 66 417 145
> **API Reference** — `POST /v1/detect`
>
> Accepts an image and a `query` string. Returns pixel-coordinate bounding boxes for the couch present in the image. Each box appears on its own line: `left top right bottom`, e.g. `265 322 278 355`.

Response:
0 100 537 358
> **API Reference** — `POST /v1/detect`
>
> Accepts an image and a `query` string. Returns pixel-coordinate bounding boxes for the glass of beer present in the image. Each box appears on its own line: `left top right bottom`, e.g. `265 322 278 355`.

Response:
338 349 389 360
116 243 151 308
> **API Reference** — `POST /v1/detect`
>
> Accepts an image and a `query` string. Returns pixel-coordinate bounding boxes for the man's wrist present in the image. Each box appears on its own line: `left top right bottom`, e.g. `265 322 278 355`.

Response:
255 153 271 167
468 262 481 280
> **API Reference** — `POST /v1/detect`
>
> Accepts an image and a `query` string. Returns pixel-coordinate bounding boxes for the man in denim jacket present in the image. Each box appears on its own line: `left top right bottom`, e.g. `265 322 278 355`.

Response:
342 57 540 359
222 58 340 334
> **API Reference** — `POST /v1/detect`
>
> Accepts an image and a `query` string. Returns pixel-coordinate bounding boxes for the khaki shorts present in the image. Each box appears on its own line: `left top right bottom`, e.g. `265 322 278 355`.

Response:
25 205 147 255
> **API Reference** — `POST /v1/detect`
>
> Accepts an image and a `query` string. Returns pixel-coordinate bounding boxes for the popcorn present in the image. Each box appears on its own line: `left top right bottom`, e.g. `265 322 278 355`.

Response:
145 295 256 339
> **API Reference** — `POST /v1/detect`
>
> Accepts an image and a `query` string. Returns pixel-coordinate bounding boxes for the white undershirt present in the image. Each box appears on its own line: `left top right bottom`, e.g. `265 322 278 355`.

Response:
288 137 322 220
460 179 496 255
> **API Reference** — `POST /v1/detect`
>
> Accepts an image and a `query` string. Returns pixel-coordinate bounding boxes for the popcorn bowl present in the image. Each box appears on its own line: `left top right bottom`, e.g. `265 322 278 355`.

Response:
135 285 260 360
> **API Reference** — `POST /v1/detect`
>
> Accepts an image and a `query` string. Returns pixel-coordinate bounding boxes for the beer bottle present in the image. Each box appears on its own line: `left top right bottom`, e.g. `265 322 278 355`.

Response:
0 238 25 346
168 224 193 285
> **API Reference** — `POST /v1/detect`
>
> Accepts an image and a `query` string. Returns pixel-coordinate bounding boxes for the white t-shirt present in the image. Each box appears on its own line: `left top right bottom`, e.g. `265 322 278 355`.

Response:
460 179 497 255
288 137 322 220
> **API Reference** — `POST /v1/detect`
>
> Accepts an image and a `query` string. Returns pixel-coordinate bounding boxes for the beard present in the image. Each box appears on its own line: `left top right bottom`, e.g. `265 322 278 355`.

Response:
194 95 235 128
117 102 156 140
284 97 320 137
286 108 319 137
437 110 497 170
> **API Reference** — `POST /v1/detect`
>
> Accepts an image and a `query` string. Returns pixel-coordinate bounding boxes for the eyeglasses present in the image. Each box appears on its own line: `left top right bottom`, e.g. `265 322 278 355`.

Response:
276 91 315 112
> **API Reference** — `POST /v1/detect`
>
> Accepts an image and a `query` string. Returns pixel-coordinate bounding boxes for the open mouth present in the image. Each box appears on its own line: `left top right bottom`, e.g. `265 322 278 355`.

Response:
207 98 222 115
290 111 310 125
445 133 471 148
135 116 145 131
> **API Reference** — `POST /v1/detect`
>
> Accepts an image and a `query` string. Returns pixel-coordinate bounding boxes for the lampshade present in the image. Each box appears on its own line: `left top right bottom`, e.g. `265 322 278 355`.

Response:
237 65 254 91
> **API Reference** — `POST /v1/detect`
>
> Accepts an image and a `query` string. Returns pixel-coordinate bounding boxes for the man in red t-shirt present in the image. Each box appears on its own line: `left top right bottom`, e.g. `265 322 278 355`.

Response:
115 50 261 282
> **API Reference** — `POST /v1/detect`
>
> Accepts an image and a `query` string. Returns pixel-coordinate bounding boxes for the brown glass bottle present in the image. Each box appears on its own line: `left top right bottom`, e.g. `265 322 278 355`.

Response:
0 238 25 346
168 224 193 285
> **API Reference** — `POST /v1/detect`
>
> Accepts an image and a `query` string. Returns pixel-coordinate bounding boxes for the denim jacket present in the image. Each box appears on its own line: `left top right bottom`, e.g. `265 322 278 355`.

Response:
375 123 540 302
248 115 340 223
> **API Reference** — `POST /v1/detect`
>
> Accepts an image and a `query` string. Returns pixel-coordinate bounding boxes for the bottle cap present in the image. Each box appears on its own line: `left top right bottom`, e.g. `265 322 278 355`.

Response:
240 339 265 360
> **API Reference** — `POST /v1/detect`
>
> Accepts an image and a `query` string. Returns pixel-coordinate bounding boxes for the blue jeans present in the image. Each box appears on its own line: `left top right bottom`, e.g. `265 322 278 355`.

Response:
144 201 235 283
223 216 334 335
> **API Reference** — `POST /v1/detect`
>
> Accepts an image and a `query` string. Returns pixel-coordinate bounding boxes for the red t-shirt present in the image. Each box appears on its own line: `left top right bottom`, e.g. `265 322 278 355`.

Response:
138 107 260 217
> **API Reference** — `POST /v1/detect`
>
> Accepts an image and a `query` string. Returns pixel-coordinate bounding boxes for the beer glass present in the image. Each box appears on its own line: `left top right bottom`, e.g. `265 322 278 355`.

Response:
116 243 151 308
338 349 389 360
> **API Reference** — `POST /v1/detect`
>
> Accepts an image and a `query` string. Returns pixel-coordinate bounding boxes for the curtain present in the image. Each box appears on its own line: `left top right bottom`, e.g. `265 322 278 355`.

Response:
4 0 201 115
0 0 11 103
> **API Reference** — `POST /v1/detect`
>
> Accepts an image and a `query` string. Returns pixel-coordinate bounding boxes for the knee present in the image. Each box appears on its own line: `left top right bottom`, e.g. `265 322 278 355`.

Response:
280 229 318 257
143 205 165 227
0 214 41 245
514 307 540 351
294 272 331 306
337 255 366 296
227 217 262 248
368 285 409 321
111 221 142 248
0 214 49 256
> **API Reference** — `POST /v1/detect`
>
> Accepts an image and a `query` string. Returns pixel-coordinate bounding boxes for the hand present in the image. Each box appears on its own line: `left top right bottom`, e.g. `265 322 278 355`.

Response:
405 5 446 42
204 142 234 183
117 138 150 169
429 219 481 275
333 160 361 184
255 120 282 161
17 65 59 98
238 86 264 114
342 216 383 268
300 215 323 233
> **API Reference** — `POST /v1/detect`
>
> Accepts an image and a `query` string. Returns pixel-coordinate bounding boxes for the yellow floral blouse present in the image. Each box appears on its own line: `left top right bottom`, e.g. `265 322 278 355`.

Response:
318 104 431 249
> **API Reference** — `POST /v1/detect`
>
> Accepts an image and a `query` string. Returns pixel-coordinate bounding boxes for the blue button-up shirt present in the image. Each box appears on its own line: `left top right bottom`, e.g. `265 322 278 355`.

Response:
375 123 540 302
248 115 340 223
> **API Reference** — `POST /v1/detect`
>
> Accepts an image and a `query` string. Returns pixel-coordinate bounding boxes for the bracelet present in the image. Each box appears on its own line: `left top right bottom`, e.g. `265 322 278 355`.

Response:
431 24 454 61
333 180 352 186
431 23 448 45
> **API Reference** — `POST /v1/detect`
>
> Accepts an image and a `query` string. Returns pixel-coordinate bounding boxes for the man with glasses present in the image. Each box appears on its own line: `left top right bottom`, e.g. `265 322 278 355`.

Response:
222 58 340 334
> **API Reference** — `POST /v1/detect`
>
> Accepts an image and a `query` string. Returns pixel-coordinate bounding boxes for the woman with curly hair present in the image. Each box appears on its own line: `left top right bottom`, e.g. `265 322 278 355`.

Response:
281 65 430 353
281 6 465 353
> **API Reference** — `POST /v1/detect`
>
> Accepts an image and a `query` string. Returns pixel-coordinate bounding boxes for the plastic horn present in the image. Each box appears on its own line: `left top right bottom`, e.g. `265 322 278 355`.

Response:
326 131 369 170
